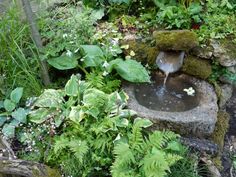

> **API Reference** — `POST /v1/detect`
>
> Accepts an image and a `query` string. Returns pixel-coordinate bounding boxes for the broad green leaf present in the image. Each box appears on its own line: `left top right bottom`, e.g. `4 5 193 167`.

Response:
65 75 79 96
80 45 104 67
118 109 136 118
0 101 4 108
2 123 15 138
54 114 65 128
83 88 108 110
113 117 129 127
34 89 64 108
4 99 16 112
10 87 23 104
134 117 153 128
166 141 183 152
110 59 150 83
85 107 100 119
0 116 7 126
29 108 56 124
69 106 85 123
11 108 27 123
48 55 78 70
91 8 104 22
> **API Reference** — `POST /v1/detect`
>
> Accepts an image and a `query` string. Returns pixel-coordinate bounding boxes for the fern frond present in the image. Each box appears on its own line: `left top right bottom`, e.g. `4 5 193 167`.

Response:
141 149 169 177
165 153 183 166
129 123 144 150
54 135 70 154
68 139 89 164
86 71 104 89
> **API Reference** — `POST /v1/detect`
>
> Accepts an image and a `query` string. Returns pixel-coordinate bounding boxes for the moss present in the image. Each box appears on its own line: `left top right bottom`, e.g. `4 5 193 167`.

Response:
32 166 61 177
153 30 199 51
121 39 159 65
181 56 212 79
211 111 230 150
212 156 223 170
220 38 236 60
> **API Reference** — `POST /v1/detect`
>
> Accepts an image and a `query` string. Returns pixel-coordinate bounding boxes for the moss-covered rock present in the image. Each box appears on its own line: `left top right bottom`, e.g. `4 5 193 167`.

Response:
153 30 199 51
181 56 212 79
211 111 230 150
121 37 159 65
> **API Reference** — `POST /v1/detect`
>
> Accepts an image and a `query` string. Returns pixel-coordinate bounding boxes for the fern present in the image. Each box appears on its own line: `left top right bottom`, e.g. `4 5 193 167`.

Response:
54 135 70 154
68 139 89 164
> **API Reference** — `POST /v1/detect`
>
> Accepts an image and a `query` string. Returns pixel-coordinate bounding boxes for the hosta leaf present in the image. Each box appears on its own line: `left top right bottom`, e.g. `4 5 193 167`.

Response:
11 108 28 123
2 123 15 138
4 99 16 112
109 58 150 83
134 117 153 128
91 8 104 22
48 55 78 70
83 88 108 110
29 108 56 124
10 87 23 104
69 106 85 123
0 116 7 126
34 89 63 108
80 45 104 67
65 75 79 96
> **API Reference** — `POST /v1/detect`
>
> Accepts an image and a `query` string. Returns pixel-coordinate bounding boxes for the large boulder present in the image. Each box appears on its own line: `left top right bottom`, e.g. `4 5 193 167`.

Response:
211 39 236 67
181 56 212 79
153 30 199 51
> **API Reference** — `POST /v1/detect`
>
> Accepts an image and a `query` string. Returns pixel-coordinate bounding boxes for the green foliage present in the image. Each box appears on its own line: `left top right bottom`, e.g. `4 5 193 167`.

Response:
156 2 202 29
0 88 28 138
111 122 185 177
0 4 42 98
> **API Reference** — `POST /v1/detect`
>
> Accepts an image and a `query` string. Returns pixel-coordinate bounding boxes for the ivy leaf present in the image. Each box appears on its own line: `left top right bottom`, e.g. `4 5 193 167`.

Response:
109 59 150 83
34 89 64 108
65 75 79 96
4 99 16 112
10 87 23 104
48 55 78 70
2 123 15 138
80 45 104 67
11 108 28 123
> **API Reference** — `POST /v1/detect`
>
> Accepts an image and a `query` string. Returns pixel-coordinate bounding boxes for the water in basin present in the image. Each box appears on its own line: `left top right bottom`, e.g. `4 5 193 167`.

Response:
134 73 200 112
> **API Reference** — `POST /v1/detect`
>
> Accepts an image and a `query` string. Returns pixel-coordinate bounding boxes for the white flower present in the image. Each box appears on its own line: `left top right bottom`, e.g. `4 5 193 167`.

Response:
102 71 109 76
183 87 195 96
66 50 73 57
62 34 68 38
74 48 80 53
102 61 110 68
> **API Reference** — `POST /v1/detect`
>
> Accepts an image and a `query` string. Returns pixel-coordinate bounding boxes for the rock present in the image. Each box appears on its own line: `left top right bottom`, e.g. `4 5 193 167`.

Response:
211 39 236 67
227 66 236 73
190 45 213 59
181 55 212 79
153 30 199 51
121 35 159 65
218 84 233 109
123 74 218 137
219 75 236 86
180 137 219 156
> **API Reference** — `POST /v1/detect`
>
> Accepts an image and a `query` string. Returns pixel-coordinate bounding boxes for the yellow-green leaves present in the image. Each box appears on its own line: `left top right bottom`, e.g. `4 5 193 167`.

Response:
65 75 79 97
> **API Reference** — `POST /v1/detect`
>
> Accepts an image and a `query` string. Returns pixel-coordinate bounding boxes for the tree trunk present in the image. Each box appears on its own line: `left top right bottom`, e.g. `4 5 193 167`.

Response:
21 0 51 86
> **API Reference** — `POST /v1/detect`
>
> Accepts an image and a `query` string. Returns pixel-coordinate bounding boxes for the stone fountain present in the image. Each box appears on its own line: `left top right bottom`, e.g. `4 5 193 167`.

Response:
122 30 218 138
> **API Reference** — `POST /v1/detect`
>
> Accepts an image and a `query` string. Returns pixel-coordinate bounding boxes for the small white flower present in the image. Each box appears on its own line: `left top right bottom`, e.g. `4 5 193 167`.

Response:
102 71 109 76
183 87 195 96
62 34 68 38
66 50 73 57
102 61 110 68
74 48 80 53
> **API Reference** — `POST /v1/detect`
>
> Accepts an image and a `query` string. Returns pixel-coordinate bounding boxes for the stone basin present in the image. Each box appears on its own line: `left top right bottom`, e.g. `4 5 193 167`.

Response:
123 73 218 137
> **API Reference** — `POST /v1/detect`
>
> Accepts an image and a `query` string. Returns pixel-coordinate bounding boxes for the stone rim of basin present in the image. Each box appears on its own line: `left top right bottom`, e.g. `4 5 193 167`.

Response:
123 74 218 137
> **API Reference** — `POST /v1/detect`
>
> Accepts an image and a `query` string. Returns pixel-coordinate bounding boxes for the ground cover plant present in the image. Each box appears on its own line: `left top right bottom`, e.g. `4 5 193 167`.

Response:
1 0 236 176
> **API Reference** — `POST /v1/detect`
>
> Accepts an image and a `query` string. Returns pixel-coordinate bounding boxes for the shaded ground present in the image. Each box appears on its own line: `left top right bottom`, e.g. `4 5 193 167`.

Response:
222 87 236 177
